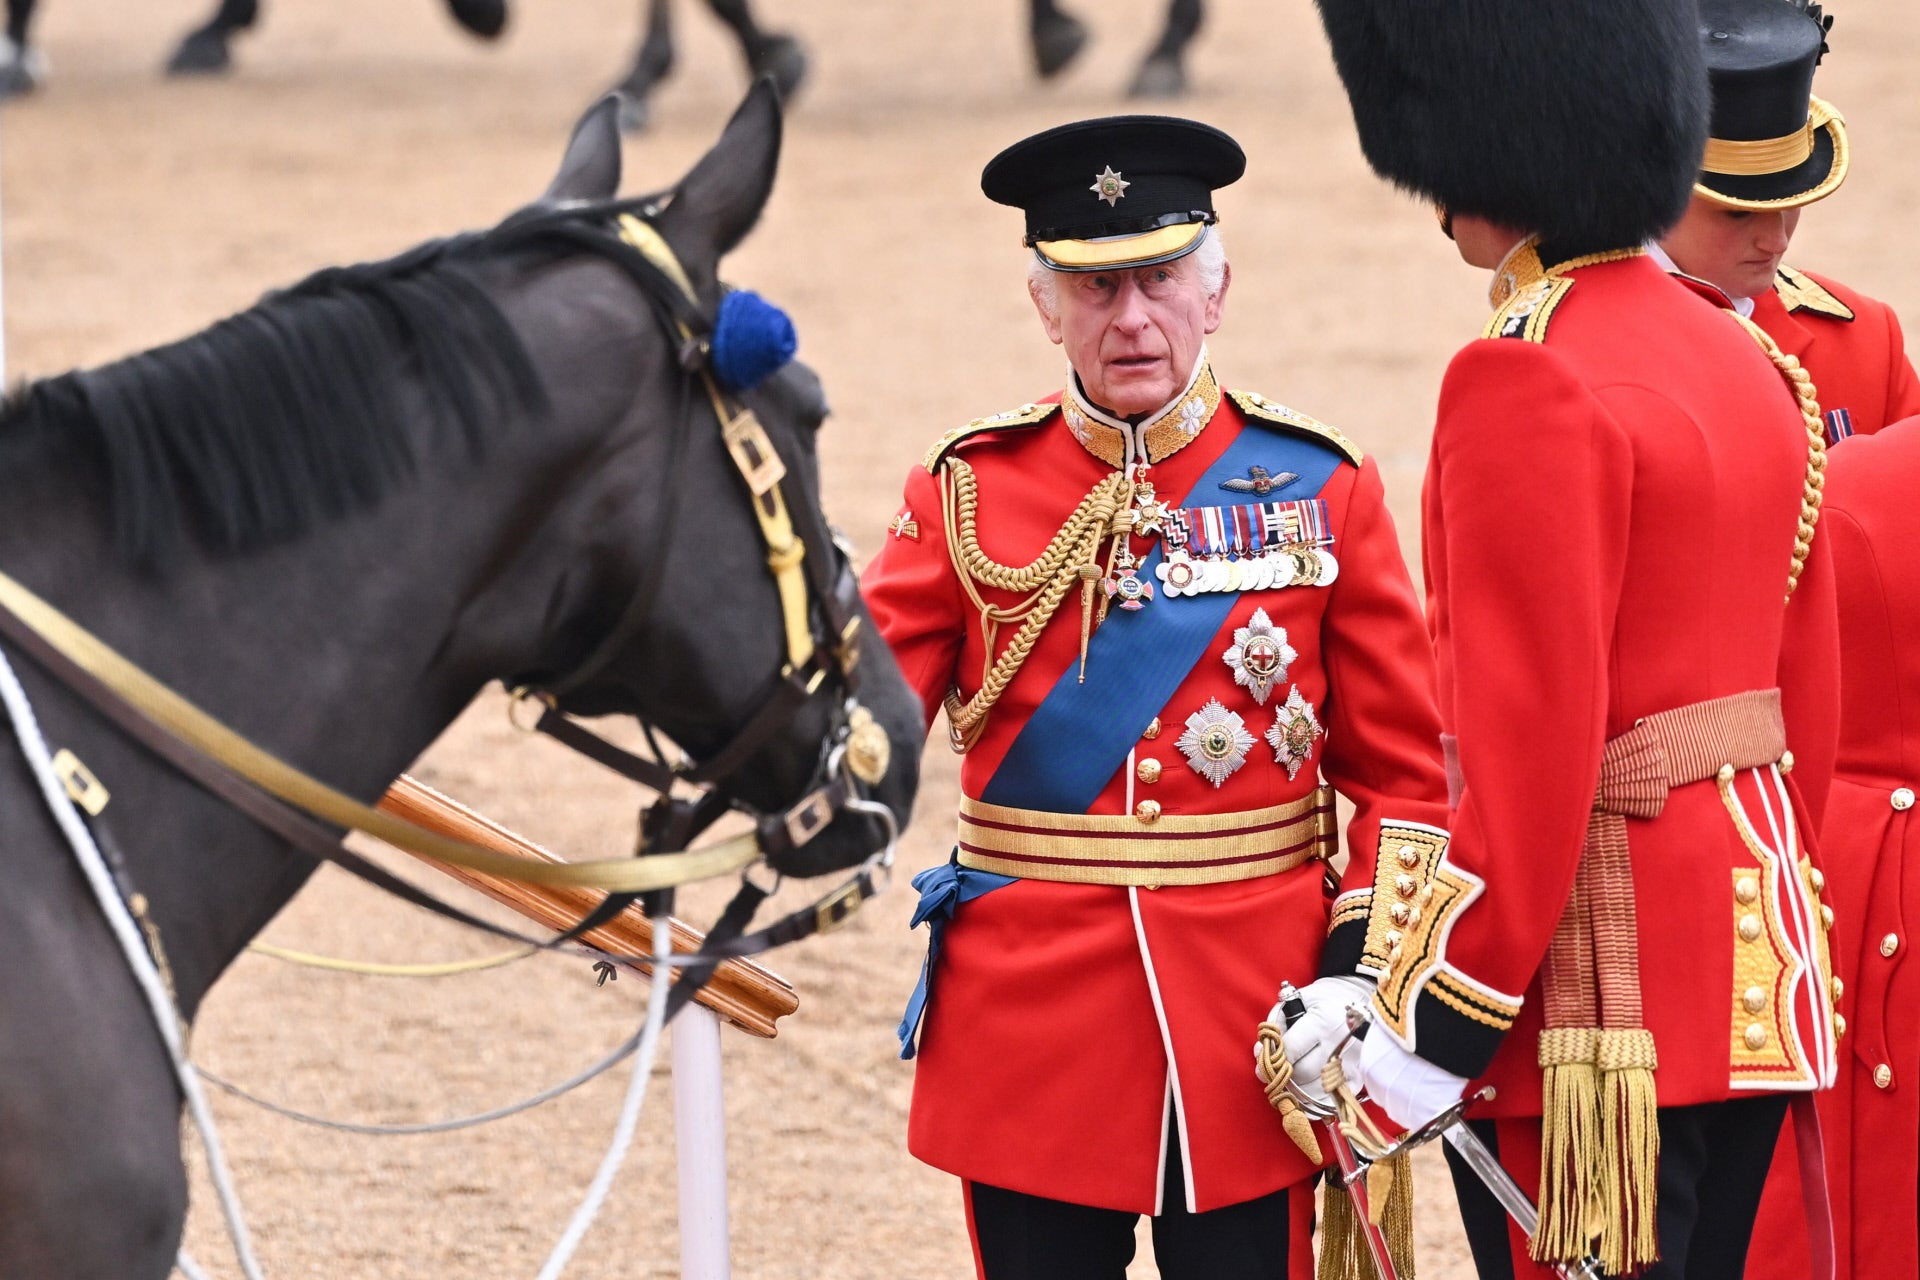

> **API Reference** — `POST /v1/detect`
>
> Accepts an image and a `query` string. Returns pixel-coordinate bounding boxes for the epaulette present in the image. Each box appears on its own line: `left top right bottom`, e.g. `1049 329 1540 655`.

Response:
1483 275 1576 343
1227 389 1363 465
1775 265 1855 322
921 401 1058 473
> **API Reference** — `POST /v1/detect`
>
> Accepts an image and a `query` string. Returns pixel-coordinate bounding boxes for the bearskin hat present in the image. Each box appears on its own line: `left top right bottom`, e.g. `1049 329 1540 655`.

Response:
1313 0 1710 250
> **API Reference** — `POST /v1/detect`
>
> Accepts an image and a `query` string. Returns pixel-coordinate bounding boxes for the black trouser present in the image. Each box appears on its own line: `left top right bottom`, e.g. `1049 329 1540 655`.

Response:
1446 1094 1792 1280
963 1117 1303 1280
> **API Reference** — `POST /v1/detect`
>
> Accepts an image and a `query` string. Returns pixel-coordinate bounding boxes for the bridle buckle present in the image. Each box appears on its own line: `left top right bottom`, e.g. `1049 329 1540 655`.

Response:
814 878 864 934
783 788 836 849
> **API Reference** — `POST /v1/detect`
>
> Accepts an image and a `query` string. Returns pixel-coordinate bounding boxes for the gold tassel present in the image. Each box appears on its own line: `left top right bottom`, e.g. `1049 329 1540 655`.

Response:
1532 1027 1603 1266
1318 1172 1364 1280
1315 1155 1416 1280
1253 1021 1323 1162
1596 1028 1661 1274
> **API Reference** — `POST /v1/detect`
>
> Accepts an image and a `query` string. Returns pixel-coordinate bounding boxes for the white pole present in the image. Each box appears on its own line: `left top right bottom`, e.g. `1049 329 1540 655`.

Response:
671 1004 733 1280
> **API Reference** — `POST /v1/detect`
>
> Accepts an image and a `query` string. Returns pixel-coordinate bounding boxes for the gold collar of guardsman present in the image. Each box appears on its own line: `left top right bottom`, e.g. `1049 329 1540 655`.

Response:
1487 236 1645 310
1061 359 1221 470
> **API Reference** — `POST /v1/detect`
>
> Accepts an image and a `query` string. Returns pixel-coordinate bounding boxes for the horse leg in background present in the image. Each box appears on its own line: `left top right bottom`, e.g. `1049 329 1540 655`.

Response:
1028 0 1087 79
704 0 806 106
1127 0 1201 98
0 0 46 98
614 0 675 133
164 0 257 76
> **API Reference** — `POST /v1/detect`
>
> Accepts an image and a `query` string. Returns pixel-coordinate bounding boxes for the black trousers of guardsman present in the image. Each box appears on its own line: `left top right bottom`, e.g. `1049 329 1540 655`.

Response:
1446 1094 1792 1280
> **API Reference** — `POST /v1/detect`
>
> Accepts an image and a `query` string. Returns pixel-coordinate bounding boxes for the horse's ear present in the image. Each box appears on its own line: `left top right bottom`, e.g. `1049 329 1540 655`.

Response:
541 94 625 204
654 78 783 280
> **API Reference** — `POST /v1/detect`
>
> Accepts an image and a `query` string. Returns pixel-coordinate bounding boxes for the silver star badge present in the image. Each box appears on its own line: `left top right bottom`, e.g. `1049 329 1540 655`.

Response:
1178 698 1255 788
1265 686 1325 780
1222 608 1297 706
1090 165 1130 207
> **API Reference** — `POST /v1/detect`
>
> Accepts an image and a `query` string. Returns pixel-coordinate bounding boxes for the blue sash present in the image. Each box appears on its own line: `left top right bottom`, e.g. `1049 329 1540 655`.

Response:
981 425 1344 811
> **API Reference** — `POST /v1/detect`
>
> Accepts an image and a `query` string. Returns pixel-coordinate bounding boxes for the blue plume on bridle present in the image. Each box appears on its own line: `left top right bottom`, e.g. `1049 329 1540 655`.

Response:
710 289 797 392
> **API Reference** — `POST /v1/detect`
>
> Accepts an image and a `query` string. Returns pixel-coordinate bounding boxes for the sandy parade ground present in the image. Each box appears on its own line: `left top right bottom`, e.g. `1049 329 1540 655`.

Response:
4 0 1918 1275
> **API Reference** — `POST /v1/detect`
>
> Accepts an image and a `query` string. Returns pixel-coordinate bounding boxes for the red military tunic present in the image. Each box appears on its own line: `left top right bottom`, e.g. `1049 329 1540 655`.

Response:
1749 418 1920 1280
1750 266 1920 443
866 360 1449 1214
1369 246 1841 1125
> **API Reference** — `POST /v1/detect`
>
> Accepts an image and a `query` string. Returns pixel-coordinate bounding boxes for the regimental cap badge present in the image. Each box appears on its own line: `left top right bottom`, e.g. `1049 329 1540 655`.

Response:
1091 165 1130 207
1178 698 1255 788
1222 608 1296 706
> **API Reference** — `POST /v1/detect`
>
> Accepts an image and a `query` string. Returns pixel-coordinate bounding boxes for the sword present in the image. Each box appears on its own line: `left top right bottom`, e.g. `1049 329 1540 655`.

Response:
1276 983 1402 1280
1339 1009 1605 1280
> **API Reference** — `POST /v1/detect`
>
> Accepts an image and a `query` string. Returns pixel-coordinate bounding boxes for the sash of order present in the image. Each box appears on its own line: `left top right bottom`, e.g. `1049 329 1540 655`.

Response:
981 423 1345 812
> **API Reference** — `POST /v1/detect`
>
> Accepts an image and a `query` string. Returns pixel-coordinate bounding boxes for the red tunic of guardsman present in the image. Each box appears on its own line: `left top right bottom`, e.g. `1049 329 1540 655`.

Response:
1749 269 1920 443
865 115 1448 1279
1310 0 1845 1273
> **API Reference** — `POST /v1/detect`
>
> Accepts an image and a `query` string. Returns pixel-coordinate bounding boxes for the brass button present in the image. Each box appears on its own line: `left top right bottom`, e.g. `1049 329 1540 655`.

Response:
1831 975 1845 1003
1735 877 1759 905
1894 787 1915 811
1743 986 1767 1013
1142 717 1162 741
1407 907 1423 928
1875 1064 1894 1089
1820 904 1835 931
1395 874 1419 899
1883 933 1901 958
1835 1013 1847 1038
1717 763 1737 784
1397 844 1422 869
1388 944 1404 965
1809 867 1826 895
1744 1024 1769 1051
1780 750 1795 774
1136 757 1163 785
1482 1086 1498 1102
1739 913 1762 943
1389 902 1411 926
1419 884 1435 904
1135 800 1162 824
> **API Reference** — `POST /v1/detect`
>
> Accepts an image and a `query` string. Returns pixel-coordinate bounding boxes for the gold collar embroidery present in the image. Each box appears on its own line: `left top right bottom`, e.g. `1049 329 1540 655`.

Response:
1060 360 1222 470
1488 236 1645 309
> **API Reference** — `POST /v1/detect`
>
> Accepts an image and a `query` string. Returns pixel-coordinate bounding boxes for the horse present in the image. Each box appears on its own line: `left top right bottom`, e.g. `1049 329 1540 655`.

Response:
1028 0 1203 97
0 82 920 1278
613 0 806 133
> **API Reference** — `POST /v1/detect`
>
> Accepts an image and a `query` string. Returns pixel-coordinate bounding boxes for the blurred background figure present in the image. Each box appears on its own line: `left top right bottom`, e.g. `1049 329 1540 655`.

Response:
613 0 805 133
0 0 507 94
1028 0 1202 98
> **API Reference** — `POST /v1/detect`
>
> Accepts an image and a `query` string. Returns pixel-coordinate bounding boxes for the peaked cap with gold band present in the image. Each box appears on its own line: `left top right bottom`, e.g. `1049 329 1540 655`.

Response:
980 115 1245 272
1695 0 1848 210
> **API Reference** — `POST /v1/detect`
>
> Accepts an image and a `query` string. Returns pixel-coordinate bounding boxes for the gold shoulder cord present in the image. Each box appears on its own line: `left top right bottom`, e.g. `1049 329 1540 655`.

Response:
939 457 1132 752
1730 311 1828 602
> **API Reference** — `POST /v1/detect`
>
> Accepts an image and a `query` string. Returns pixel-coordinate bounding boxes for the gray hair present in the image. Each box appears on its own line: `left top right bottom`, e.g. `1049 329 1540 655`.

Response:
1027 227 1229 323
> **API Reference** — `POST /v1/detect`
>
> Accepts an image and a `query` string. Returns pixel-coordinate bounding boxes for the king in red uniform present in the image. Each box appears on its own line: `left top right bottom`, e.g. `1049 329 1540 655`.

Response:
1305 1 1845 1276
1654 0 1920 447
865 116 1449 1279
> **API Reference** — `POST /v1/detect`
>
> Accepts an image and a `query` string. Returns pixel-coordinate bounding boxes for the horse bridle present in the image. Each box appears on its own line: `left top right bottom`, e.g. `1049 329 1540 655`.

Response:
0 197 900 991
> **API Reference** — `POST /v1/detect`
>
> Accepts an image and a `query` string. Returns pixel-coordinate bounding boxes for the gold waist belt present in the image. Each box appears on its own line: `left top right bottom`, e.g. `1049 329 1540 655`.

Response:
956 787 1336 888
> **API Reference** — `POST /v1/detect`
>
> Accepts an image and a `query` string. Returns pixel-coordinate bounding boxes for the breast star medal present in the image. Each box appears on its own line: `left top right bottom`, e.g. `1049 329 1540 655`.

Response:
1178 698 1255 788
1266 687 1325 780
1222 608 1296 705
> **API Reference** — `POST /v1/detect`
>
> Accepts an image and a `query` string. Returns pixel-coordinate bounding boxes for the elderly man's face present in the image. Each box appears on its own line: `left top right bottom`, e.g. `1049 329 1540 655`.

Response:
1660 196 1802 302
1034 254 1228 417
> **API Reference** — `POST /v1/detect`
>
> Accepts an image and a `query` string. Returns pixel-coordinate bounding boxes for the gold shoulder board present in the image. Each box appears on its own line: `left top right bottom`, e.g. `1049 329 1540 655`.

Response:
1775 265 1855 322
1227 389 1363 465
1483 275 1576 344
921 401 1058 473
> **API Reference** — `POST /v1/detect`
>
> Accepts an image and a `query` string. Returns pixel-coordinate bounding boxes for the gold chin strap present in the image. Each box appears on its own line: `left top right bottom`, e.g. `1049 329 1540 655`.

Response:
616 213 816 671
0 567 759 891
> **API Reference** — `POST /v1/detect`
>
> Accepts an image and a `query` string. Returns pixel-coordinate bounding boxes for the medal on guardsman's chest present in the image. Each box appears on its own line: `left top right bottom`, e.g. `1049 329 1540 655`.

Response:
1105 547 1154 610
1266 686 1325 779
1178 698 1255 787
1222 607 1296 705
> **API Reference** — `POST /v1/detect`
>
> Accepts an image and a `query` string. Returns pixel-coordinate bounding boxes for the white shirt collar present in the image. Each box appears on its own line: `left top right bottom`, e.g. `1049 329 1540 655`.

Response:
1645 240 1754 317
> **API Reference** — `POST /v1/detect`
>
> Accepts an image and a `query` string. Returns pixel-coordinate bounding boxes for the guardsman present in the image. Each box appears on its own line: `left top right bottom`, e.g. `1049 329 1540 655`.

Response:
865 115 1450 1279
1300 1 1845 1275
1654 0 1920 445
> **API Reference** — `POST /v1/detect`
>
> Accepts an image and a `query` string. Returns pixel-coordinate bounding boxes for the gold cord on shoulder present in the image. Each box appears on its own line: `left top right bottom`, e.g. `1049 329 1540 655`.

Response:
1730 312 1828 602
939 458 1132 752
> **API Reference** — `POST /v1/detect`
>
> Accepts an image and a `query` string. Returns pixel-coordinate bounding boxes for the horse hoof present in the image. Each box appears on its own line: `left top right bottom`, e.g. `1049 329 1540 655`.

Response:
747 34 807 103
165 30 231 76
1127 54 1186 99
448 0 508 40
1031 12 1088 79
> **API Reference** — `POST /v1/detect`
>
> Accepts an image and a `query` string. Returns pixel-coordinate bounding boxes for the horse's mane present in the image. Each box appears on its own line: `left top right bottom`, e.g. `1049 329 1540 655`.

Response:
0 229 554 564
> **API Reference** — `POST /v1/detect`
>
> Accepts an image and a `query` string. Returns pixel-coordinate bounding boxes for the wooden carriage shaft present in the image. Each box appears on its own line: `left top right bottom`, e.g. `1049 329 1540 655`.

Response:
378 775 799 1038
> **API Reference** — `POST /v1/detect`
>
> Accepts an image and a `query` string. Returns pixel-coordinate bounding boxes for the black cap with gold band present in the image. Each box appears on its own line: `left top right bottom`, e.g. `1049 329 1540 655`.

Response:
1696 0 1848 210
981 115 1246 272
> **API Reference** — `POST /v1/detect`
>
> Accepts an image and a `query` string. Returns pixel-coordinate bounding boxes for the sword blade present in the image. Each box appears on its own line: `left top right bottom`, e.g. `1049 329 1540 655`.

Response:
1439 1124 1604 1280
1323 1118 1401 1280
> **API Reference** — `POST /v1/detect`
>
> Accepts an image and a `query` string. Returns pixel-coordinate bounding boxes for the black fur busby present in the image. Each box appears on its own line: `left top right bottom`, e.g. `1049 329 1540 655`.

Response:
1313 0 1710 250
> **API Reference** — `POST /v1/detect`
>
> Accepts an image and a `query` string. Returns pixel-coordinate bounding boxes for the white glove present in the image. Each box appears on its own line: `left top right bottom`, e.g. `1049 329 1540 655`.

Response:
1357 1024 1471 1131
1260 975 1374 1108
